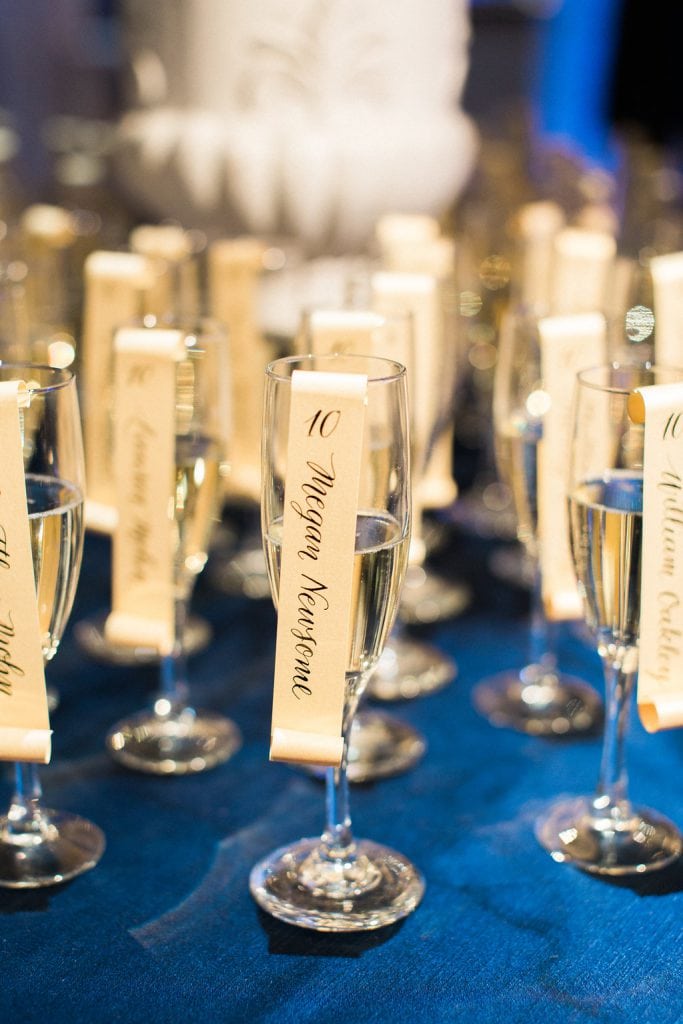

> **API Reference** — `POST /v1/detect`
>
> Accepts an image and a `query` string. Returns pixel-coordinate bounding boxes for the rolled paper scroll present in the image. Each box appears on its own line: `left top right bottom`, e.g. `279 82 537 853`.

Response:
377 235 459 510
629 382 683 731
208 237 270 503
81 250 156 533
104 327 186 655
650 252 683 368
549 227 616 316
514 200 565 314
305 308 411 365
538 312 607 620
0 381 52 764
269 370 367 767
370 270 440 563
375 212 441 269
20 203 79 366
129 223 200 323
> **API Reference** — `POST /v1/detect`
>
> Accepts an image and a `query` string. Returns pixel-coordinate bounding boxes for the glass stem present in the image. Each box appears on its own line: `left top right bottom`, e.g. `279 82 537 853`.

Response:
528 560 556 671
5 762 47 838
157 591 190 714
320 676 363 861
594 652 635 814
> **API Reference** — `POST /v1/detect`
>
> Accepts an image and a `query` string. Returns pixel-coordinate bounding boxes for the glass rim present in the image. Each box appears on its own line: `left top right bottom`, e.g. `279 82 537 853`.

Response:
0 362 75 394
116 312 226 338
266 352 407 384
577 361 683 395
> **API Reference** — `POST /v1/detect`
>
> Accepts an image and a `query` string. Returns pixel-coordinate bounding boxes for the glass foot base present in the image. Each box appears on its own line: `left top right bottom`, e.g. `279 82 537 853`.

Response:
535 796 683 875
473 669 602 736
302 710 426 783
0 810 105 888
74 611 212 666
250 836 425 931
366 636 457 701
107 708 241 775
399 567 471 624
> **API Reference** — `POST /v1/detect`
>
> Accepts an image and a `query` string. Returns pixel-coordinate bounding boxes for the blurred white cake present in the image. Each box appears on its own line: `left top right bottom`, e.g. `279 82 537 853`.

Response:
114 0 478 253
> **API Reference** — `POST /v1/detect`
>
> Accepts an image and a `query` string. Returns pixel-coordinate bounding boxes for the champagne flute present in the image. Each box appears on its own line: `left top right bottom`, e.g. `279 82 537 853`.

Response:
296 306 428 780
536 363 683 873
106 320 241 774
0 364 105 887
250 353 424 930
473 305 602 735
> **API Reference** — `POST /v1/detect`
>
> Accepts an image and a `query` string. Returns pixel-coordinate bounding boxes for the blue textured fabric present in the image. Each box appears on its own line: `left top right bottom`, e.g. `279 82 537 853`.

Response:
1 526 682 1024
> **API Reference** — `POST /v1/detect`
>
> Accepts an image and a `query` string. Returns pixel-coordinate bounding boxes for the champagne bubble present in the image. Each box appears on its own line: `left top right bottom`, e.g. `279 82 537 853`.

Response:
479 254 511 291
459 290 483 317
624 305 654 343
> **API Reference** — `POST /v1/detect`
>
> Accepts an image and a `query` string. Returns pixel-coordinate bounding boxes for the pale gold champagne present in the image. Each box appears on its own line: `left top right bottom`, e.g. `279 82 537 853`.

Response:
568 471 643 645
174 434 221 579
265 511 409 675
495 413 541 554
27 474 84 661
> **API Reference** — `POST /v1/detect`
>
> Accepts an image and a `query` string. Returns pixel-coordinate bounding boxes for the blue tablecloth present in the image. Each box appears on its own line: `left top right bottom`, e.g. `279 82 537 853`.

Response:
2 522 682 1024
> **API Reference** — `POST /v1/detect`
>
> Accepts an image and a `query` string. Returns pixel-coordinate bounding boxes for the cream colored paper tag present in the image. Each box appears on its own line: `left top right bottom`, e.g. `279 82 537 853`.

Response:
105 327 185 655
633 382 683 731
0 382 51 764
549 227 616 315
538 313 607 620
371 271 440 563
82 251 156 533
370 271 439 457
377 235 459 511
129 224 200 323
650 252 683 368
208 237 269 502
269 370 367 767
305 309 411 366
515 200 565 313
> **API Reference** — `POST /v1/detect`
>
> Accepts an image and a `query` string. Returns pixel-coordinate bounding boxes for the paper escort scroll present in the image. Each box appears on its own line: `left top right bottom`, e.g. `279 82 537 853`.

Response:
105 327 186 656
629 382 683 731
269 369 367 767
0 382 52 764
538 313 607 620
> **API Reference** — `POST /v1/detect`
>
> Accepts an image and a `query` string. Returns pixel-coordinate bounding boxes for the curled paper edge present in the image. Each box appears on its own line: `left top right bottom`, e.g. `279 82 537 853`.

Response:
627 391 646 425
0 727 52 764
270 728 344 768
639 698 683 733
544 589 583 623
84 499 118 535
104 611 174 657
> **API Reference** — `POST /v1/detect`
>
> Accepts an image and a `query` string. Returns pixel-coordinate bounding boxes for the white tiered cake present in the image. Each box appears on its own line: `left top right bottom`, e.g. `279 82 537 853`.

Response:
114 0 477 254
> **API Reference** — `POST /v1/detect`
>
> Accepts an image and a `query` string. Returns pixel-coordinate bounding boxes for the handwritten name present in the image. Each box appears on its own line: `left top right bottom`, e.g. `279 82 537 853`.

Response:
291 456 336 562
0 524 9 570
125 416 158 582
290 574 329 699
654 467 683 681
0 526 23 695
288 454 336 697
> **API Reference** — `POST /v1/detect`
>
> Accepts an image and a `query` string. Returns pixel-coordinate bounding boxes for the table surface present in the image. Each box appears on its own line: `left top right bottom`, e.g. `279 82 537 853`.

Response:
2 517 682 1024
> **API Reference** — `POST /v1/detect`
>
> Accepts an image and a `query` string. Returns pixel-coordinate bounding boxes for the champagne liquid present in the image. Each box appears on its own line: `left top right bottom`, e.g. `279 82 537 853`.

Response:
495 414 541 554
174 434 221 578
568 471 643 645
265 511 409 675
27 474 84 661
